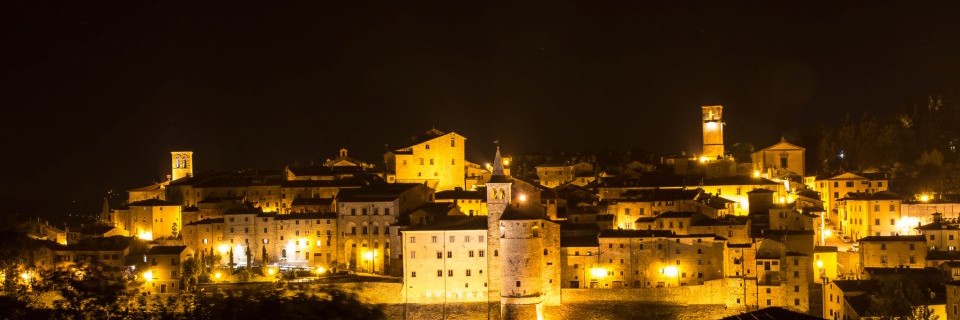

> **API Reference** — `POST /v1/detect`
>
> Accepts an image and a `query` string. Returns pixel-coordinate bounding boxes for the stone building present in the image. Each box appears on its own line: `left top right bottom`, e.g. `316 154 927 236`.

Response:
337 183 432 274
836 191 905 241
752 137 806 177
142 245 193 295
112 199 182 240
385 129 466 191
805 172 890 226
857 235 926 269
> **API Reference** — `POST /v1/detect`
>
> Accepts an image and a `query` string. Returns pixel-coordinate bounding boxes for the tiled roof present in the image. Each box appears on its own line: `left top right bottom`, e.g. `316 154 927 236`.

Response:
560 236 599 247
598 229 674 238
918 221 959 230
185 218 224 226
127 199 178 207
840 191 903 201
858 235 926 242
275 212 337 220
499 205 548 221
404 216 487 231
612 188 703 202
291 197 335 206
58 236 134 252
434 189 485 200
721 307 822 320
146 245 188 255
336 183 424 202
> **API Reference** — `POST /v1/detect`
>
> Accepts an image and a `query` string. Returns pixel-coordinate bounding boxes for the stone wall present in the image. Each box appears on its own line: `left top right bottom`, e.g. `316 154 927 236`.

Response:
560 279 735 306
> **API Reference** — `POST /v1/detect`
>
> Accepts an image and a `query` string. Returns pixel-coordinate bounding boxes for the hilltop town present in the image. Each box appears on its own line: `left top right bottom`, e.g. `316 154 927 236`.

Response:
8 105 960 320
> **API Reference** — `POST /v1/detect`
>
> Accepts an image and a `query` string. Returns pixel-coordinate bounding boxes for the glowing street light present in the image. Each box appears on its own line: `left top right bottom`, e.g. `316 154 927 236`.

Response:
518 194 528 203
699 156 709 163
896 217 920 235
20 271 32 282
920 194 931 202
753 170 761 178
816 260 824 268
143 270 154 281
267 268 276 276
214 272 222 280
362 251 374 261
589 267 607 279
663 266 679 277
824 229 833 237
317 266 326 274
217 244 230 255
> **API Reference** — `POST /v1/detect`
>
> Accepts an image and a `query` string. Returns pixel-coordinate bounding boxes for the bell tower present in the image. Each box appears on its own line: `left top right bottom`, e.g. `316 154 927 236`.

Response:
702 105 725 159
486 144 511 308
171 151 193 181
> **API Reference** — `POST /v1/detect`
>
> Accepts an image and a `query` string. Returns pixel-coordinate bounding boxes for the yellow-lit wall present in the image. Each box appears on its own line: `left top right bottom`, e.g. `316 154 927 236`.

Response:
392 133 465 191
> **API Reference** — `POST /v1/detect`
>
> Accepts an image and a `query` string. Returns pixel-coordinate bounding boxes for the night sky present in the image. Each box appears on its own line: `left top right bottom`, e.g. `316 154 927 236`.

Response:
3 2 960 218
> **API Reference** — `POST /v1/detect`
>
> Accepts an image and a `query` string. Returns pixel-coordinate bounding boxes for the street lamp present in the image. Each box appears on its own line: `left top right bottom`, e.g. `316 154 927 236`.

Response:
362 251 374 273
663 265 680 287
143 270 154 281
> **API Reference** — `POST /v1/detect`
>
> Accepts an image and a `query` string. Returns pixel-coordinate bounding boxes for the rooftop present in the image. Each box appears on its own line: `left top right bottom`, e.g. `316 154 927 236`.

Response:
721 307 822 320
127 199 178 207
275 212 337 220
336 183 425 202
500 204 549 221
404 215 487 231
146 245 189 255
858 235 926 242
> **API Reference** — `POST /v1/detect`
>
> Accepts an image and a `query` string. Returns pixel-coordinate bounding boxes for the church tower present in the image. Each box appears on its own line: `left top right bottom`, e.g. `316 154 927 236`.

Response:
702 105 725 160
170 151 193 181
486 145 511 312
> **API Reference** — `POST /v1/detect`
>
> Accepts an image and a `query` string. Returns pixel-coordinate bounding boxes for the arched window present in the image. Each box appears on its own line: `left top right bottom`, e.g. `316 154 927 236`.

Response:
174 155 181 169
181 156 188 168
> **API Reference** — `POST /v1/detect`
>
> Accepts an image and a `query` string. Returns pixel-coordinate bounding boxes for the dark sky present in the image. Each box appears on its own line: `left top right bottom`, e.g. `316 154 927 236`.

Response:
3 2 960 218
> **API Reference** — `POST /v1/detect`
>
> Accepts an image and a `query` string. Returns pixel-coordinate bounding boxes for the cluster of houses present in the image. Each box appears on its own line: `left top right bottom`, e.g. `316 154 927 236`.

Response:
15 106 960 319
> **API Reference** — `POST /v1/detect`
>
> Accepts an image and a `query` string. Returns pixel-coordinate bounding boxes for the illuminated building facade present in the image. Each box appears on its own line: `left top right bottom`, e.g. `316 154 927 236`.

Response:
142 245 193 295
385 129 466 191
702 105 725 160
805 172 890 227
835 191 906 241
752 137 806 177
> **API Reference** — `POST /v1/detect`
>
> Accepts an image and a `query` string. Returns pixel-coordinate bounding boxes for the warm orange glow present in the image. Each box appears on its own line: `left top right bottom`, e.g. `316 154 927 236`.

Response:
518 193 528 202
920 194 931 202
362 251 374 261
590 267 607 278
137 230 153 241
217 244 230 255
897 217 920 234
267 268 276 276
143 270 154 281
705 121 718 130
816 260 824 268
317 266 326 274
214 272 222 280
752 170 761 178
823 229 832 237
699 156 709 163
19 271 32 282
663 266 679 277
